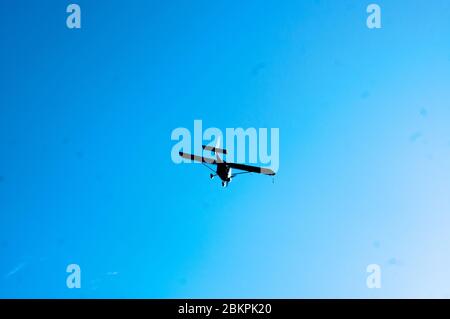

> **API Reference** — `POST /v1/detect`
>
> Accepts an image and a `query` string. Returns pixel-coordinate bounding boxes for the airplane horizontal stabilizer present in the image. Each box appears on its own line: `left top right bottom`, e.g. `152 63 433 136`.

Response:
179 152 217 164
202 145 228 155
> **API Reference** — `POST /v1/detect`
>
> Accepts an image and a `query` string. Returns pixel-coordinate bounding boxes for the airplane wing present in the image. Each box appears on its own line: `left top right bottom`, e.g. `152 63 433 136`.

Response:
226 162 276 176
179 152 276 176
179 152 217 164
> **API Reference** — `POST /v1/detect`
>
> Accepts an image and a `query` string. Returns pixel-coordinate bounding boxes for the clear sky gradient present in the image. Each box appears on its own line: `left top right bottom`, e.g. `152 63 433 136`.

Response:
1 0 450 298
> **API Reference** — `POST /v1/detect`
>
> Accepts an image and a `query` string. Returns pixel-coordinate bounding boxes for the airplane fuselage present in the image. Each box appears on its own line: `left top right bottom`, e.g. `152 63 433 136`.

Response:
216 163 232 184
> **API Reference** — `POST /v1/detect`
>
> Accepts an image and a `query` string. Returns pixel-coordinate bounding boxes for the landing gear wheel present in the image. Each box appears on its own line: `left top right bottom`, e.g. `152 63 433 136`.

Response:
222 181 228 187
210 174 214 179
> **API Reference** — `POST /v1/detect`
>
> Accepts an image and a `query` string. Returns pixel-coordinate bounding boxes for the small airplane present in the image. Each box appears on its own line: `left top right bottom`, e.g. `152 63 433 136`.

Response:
179 139 275 187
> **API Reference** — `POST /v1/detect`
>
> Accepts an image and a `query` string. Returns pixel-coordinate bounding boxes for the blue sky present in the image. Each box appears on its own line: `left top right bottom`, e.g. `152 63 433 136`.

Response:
1 0 450 298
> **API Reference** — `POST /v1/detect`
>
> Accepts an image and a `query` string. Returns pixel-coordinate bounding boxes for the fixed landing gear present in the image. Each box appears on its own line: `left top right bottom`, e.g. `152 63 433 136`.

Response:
210 174 215 179
221 181 228 187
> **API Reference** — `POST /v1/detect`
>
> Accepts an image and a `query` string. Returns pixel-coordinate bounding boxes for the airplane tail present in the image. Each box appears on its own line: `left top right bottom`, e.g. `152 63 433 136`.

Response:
202 137 227 163
215 137 223 163
202 145 227 155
